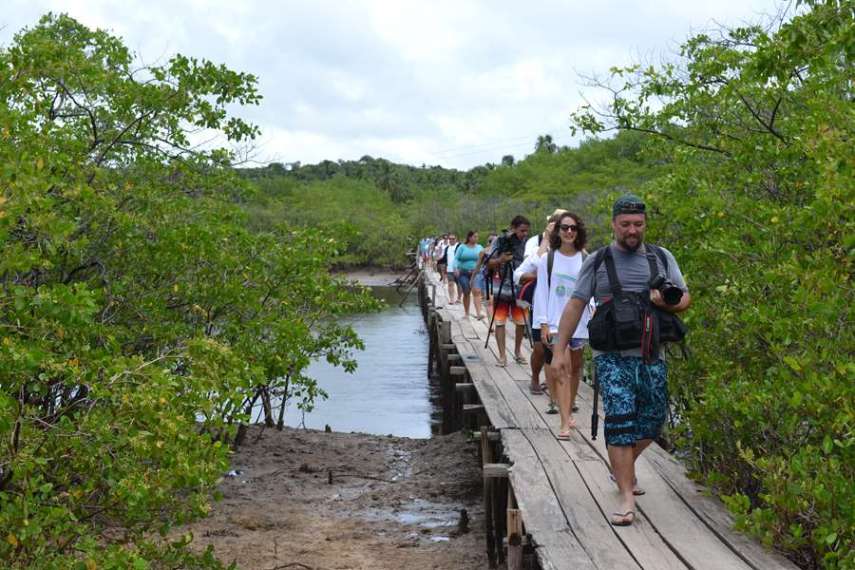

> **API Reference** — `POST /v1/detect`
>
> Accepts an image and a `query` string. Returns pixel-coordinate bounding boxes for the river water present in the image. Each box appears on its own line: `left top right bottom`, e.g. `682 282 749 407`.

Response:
279 286 438 438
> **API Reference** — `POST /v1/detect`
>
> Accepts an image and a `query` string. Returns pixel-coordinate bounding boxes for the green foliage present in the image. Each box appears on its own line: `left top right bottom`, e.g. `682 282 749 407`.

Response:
0 14 376 567
573 2 854 567
244 131 658 267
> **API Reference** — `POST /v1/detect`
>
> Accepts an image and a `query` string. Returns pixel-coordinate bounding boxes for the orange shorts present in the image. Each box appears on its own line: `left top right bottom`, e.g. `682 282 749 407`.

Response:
492 301 526 325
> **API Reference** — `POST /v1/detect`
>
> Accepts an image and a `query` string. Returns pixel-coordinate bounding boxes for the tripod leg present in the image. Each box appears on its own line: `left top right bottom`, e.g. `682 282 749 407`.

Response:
484 274 504 349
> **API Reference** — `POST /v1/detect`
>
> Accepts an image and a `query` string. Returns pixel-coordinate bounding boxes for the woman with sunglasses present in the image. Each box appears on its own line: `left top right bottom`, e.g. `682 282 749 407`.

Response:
532 211 592 440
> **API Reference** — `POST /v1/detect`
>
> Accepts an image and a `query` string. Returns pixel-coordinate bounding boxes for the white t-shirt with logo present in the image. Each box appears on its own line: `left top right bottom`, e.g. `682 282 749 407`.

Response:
533 250 592 338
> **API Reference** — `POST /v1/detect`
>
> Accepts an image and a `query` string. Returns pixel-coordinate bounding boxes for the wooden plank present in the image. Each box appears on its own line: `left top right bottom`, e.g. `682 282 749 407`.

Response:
452 338 516 429
643 446 799 569
457 316 480 339
469 340 547 430
573 380 794 569
483 463 510 478
555 431 689 570
522 429 654 570
502 430 596 569
572 403 753 569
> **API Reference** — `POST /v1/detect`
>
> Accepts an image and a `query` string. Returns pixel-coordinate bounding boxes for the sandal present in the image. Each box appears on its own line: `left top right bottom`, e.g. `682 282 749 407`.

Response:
513 355 526 365
529 384 544 395
495 359 507 368
545 401 558 415
610 511 635 526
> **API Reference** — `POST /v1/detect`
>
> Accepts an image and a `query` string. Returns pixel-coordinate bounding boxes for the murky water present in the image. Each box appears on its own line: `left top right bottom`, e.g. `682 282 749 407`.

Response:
279 286 438 438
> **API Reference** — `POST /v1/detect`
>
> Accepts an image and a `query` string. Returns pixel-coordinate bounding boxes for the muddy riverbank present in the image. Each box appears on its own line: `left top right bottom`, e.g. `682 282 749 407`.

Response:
183 426 492 569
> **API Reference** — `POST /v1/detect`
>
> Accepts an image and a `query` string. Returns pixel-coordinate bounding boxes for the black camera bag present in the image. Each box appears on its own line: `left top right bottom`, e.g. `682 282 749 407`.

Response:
587 245 687 353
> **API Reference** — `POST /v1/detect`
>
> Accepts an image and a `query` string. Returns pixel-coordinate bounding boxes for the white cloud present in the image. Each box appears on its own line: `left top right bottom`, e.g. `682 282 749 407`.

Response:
2 0 786 169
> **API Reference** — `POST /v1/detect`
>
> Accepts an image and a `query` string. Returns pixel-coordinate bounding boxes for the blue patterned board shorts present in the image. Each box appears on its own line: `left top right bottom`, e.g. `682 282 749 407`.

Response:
595 353 668 447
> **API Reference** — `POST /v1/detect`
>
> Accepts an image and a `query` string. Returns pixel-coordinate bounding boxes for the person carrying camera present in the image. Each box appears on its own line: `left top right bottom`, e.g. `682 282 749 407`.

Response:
487 215 531 367
552 195 691 527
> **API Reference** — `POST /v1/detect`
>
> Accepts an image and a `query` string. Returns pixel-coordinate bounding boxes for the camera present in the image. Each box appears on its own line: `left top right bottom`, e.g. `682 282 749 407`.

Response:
649 275 684 306
496 234 516 255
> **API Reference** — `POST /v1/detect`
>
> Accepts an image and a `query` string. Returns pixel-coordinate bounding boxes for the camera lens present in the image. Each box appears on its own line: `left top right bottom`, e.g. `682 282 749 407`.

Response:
662 285 683 306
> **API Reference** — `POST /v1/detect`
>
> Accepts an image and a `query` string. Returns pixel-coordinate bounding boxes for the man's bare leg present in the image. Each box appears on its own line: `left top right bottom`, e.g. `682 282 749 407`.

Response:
514 323 525 360
495 324 507 365
607 445 636 524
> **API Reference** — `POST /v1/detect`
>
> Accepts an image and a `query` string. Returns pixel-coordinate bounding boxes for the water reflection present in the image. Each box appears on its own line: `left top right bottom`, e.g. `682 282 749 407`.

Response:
279 286 438 438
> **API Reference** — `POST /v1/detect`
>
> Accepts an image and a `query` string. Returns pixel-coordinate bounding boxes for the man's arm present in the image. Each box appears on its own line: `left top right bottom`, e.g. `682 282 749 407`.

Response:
651 290 692 313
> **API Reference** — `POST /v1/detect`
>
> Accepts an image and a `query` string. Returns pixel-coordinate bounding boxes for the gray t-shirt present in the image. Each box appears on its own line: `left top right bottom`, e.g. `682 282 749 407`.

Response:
572 243 688 357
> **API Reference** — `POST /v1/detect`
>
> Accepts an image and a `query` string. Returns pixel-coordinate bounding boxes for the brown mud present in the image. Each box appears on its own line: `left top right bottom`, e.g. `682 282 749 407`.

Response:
182 426 492 570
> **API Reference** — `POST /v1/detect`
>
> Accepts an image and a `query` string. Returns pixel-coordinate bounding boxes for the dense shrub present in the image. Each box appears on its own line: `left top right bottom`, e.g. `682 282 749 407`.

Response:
573 2 854 567
0 15 375 567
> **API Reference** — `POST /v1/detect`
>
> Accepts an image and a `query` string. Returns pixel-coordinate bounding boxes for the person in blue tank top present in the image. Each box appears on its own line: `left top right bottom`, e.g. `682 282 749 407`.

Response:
454 231 484 319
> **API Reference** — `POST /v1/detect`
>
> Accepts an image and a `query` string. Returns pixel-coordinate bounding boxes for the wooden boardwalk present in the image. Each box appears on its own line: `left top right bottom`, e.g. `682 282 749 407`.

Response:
418 270 797 570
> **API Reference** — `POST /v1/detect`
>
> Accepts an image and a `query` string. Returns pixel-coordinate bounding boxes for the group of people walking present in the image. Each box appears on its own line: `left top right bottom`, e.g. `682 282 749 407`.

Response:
423 194 691 527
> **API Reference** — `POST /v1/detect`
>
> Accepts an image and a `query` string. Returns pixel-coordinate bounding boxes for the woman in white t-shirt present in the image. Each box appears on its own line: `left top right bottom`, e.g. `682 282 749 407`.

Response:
533 211 592 440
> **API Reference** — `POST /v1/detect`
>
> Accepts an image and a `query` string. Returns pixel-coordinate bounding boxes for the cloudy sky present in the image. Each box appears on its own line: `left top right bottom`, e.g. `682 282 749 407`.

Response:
3 0 783 169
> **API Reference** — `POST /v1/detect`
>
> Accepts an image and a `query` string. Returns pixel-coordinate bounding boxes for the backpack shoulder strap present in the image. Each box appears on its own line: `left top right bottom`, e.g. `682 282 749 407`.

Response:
647 244 670 274
547 249 555 290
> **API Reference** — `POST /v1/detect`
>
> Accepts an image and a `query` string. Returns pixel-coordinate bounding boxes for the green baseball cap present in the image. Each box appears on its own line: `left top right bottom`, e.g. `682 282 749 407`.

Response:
612 194 646 218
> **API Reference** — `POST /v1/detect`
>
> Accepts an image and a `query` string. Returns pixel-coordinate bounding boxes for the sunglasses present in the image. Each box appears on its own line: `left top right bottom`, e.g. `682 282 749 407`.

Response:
559 224 578 232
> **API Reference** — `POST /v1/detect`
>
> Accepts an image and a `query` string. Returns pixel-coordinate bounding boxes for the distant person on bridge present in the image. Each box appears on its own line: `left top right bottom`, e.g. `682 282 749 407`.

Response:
552 195 690 527
472 233 498 320
487 216 531 367
434 235 449 283
454 231 484 319
445 234 460 304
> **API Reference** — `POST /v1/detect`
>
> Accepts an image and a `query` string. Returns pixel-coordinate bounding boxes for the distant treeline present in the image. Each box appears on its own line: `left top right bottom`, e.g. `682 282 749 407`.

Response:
240 131 661 267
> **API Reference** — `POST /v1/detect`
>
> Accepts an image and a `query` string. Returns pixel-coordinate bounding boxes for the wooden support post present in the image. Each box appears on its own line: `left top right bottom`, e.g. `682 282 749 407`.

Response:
507 509 523 570
482 463 510 478
481 427 497 569
437 319 454 433
426 312 436 379
494 472 507 564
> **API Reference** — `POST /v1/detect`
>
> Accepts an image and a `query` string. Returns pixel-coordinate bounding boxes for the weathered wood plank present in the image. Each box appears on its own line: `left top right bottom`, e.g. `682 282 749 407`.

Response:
451 338 516 430
571 399 753 568
530 437 645 567
502 430 596 569
643 446 799 569
556 431 689 570
469 341 547 430
573 380 795 569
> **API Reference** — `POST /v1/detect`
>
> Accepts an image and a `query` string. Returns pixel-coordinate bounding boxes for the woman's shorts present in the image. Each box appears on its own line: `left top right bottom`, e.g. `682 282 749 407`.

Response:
492 301 526 325
457 273 472 294
543 338 587 364
595 353 668 447
472 272 486 291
